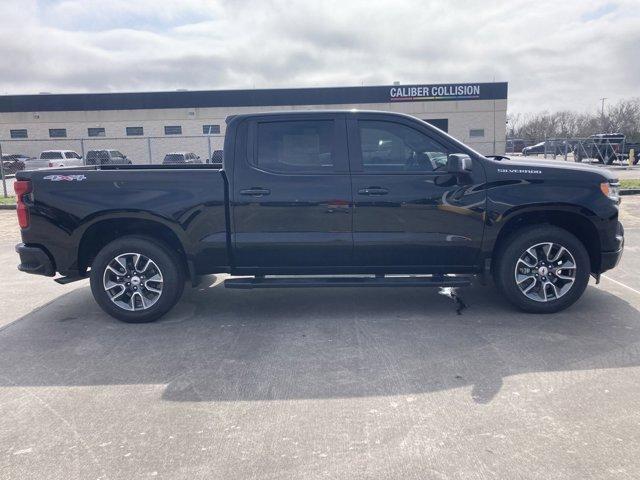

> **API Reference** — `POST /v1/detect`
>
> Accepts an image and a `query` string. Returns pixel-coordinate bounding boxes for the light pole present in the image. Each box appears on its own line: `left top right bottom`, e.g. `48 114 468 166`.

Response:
600 97 607 117
599 97 607 131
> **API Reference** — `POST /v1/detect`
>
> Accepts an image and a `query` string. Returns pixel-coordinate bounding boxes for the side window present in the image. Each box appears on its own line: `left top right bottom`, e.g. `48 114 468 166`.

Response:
255 120 334 174
358 120 449 173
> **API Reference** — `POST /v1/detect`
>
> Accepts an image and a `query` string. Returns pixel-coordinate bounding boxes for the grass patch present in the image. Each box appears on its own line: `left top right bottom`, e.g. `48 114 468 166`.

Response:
0 195 16 205
621 179 640 190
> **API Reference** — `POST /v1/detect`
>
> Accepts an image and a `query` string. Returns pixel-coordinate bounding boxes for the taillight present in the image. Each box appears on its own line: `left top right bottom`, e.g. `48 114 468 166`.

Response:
14 180 32 229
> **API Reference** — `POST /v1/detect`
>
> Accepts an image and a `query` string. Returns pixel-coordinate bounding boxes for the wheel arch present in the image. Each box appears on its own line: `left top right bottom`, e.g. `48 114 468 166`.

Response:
491 207 601 273
77 215 190 277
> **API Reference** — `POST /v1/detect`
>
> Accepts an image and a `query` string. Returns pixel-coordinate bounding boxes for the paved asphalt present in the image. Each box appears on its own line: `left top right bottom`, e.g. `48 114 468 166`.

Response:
0 199 639 479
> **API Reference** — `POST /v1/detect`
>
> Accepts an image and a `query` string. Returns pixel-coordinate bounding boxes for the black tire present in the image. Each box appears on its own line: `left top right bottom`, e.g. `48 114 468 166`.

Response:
90 235 185 323
493 225 590 314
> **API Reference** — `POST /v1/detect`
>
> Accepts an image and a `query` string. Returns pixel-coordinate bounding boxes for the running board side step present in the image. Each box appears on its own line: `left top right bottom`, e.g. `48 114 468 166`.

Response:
224 275 472 289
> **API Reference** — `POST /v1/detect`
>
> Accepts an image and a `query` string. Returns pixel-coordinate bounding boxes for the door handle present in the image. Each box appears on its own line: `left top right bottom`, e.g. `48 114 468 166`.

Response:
240 187 271 197
358 187 389 196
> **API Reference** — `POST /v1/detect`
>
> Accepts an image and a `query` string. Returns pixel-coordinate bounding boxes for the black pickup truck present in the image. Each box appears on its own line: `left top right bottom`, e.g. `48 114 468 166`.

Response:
14 111 624 322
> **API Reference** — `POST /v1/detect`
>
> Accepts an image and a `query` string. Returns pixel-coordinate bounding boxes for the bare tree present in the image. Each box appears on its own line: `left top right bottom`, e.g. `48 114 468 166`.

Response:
509 98 640 142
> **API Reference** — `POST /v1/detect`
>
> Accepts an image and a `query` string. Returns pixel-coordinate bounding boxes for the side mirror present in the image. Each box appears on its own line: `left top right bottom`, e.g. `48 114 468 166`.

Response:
447 154 472 174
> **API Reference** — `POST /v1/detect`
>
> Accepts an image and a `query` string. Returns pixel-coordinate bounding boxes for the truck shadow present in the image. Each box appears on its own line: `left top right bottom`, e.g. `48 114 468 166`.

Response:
0 279 638 405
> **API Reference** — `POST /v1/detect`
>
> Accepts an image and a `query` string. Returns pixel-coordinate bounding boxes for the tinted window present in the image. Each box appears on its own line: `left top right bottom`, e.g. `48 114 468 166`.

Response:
10 129 28 139
40 151 64 159
126 126 143 136
256 120 334 174
88 127 105 137
163 154 185 163
469 129 485 138
203 124 220 134
49 128 67 138
358 120 449 173
164 125 182 135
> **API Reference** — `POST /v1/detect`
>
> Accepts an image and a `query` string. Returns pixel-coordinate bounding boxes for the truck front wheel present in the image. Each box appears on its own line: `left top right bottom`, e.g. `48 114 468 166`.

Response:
494 225 590 313
89 236 185 323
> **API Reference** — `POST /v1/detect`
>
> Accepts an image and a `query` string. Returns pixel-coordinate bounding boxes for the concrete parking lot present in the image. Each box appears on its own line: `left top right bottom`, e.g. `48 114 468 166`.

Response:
1 199 640 479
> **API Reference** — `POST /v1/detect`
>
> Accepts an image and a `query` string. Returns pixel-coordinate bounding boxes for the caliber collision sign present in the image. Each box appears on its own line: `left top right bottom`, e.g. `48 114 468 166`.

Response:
390 84 482 102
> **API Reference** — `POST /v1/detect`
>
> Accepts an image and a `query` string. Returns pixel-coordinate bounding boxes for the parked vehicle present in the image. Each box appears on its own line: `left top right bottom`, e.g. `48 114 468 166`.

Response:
86 150 132 165
24 150 84 170
14 111 624 323
162 152 202 164
209 149 224 167
1 154 28 174
505 139 526 153
574 133 626 165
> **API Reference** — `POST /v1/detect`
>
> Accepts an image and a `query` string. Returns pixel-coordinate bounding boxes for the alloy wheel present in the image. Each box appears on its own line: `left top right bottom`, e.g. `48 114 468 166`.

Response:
103 252 164 311
514 242 576 302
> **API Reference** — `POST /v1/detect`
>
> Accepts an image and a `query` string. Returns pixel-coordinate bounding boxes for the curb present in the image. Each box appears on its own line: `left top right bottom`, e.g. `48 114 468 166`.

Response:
0 204 16 210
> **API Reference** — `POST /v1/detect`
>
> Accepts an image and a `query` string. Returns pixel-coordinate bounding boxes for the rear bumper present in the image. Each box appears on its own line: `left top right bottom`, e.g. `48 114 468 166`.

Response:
599 222 624 273
16 243 55 277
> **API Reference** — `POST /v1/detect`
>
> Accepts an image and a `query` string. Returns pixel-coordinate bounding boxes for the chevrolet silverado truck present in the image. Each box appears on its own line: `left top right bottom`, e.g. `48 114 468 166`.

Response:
14 111 624 322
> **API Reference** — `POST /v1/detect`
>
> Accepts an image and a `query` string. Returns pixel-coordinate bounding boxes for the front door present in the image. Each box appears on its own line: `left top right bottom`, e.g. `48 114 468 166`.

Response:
232 113 353 270
348 113 486 269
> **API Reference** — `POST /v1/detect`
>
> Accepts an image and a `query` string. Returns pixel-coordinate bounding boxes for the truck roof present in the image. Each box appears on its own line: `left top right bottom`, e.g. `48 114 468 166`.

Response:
226 109 425 123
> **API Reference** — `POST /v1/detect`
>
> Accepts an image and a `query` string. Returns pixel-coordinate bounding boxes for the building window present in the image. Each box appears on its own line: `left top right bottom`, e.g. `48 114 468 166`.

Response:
10 129 28 139
469 129 485 138
49 128 67 138
202 124 220 135
88 127 105 137
423 119 448 133
164 125 182 135
126 126 144 136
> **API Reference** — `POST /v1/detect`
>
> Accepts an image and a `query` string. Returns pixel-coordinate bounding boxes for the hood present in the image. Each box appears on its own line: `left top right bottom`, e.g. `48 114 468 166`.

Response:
497 157 618 181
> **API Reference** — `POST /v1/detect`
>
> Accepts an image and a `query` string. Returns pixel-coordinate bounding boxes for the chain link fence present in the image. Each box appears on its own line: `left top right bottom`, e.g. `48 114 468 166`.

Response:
506 136 640 165
0 134 225 197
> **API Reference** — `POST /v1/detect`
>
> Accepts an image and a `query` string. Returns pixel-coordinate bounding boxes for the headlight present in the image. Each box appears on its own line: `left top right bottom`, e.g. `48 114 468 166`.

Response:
600 181 621 203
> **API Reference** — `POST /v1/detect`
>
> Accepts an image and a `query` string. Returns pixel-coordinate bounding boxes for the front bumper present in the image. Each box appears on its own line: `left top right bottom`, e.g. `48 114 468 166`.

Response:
599 222 624 273
16 243 55 277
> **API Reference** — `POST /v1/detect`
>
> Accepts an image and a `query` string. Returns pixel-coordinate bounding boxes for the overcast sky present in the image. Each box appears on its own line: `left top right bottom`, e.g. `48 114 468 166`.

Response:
0 0 638 114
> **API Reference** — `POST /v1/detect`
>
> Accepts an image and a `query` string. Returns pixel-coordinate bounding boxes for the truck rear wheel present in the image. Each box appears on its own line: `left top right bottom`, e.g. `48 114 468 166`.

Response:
494 225 590 314
89 236 185 323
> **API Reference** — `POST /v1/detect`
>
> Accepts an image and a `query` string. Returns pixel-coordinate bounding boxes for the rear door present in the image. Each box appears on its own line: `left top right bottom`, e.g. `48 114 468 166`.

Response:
347 113 486 269
231 113 352 270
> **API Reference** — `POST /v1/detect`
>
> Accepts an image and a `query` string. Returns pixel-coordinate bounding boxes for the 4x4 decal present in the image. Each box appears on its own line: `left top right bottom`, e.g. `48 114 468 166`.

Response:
43 174 87 182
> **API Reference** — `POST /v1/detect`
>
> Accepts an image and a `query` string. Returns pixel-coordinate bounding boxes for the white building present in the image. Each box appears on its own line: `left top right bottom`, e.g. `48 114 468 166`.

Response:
0 82 507 163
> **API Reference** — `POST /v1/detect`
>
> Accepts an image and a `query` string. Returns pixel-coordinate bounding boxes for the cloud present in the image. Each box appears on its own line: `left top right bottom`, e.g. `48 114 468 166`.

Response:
0 0 638 114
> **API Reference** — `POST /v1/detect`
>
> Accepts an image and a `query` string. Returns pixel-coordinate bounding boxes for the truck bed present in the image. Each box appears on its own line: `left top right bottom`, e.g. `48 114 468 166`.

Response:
16 165 230 278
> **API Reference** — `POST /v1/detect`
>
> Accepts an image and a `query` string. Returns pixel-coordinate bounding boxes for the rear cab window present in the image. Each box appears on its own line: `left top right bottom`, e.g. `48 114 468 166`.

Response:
253 120 335 174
